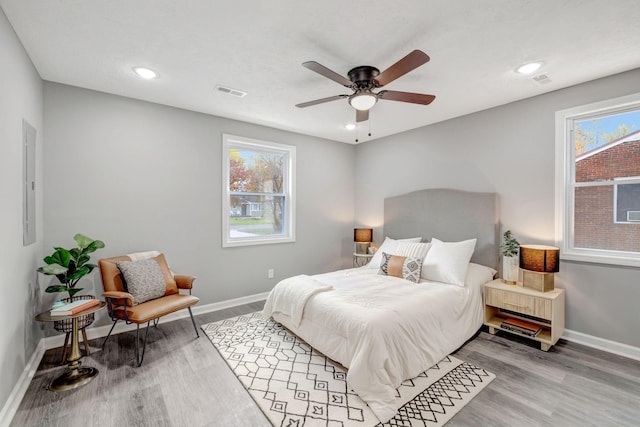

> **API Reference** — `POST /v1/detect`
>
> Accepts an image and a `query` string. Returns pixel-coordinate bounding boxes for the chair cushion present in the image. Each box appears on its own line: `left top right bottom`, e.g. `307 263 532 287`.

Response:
117 259 167 305
112 293 200 324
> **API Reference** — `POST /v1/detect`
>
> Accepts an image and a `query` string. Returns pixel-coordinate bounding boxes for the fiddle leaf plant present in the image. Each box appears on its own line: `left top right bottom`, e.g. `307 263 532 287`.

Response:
499 230 520 258
38 233 105 300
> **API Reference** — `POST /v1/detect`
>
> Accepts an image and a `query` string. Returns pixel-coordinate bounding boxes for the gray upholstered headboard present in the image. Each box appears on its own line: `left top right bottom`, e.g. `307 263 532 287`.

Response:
384 188 499 269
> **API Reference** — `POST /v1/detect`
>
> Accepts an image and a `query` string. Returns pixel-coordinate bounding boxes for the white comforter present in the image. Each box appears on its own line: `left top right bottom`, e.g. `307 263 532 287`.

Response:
262 264 489 423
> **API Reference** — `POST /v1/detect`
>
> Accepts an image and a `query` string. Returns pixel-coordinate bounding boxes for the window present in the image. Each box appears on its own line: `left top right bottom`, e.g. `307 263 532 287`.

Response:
222 134 295 247
614 180 640 223
555 93 640 266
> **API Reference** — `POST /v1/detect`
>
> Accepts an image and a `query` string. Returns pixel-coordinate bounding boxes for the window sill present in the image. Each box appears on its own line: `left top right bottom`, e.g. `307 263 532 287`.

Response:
560 251 640 268
223 236 295 248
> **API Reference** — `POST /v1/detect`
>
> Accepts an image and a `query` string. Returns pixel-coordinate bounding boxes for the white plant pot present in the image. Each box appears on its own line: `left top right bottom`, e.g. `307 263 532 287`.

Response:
502 256 519 284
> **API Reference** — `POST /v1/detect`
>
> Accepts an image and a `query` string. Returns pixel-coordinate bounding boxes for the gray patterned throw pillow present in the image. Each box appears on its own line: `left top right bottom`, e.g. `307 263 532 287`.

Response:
117 259 166 305
379 252 423 283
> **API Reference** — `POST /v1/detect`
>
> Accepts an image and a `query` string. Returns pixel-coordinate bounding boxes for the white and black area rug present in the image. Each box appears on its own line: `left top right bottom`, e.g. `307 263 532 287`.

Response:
202 312 494 426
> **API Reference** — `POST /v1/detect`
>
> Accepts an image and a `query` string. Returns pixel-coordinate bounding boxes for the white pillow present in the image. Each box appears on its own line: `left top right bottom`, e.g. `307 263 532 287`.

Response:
421 237 477 286
465 262 498 289
395 241 431 259
366 236 422 268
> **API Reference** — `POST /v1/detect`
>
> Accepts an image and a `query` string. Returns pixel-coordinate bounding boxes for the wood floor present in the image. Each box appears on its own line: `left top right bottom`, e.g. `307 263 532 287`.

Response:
11 301 640 427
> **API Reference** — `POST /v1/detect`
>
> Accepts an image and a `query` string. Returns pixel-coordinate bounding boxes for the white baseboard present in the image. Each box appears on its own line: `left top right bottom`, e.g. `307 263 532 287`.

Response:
0 340 45 427
562 329 640 362
1 291 269 427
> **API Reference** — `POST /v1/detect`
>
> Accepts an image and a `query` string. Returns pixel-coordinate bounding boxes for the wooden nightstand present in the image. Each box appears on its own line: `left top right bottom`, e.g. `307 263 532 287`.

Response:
353 253 373 267
483 279 565 351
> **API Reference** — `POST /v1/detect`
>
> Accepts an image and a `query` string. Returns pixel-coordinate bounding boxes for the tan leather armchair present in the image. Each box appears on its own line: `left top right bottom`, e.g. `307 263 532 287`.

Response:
98 253 199 366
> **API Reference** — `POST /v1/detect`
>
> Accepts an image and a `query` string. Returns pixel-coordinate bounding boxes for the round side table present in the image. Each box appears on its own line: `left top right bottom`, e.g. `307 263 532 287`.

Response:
35 302 106 392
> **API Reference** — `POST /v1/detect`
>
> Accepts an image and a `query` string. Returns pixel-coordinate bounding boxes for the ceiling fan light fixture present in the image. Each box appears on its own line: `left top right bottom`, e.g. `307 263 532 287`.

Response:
133 66 158 79
349 92 378 111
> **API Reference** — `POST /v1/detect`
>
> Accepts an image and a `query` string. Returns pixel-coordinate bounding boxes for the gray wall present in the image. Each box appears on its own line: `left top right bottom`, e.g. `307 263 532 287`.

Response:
0 7 44 416
355 68 640 348
42 82 356 325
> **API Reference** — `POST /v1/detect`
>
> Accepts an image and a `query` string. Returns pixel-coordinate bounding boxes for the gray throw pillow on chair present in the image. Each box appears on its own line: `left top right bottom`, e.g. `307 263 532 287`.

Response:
117 259 167 305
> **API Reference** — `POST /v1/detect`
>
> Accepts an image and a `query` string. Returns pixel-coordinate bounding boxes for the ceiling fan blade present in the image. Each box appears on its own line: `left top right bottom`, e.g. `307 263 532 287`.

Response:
374 50 430 87
295 94 349 108
377 90 435 105
356 109 369 123
302 61 353 87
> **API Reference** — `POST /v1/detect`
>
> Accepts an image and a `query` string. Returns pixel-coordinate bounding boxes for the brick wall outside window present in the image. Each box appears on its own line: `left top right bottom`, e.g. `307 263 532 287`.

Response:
574 139 640 252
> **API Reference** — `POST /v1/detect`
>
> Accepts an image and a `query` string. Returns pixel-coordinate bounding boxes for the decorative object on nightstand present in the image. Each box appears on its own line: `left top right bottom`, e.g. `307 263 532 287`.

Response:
499 230 520 284
519 244 559 292
354 228 373 254
483 279 565 351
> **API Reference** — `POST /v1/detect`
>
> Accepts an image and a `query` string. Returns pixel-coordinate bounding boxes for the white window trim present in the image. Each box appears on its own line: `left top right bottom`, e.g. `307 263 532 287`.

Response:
222 134 296 247
555 92 640 267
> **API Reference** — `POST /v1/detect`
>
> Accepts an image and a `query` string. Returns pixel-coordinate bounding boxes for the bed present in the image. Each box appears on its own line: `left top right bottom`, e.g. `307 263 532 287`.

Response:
262 188 499 422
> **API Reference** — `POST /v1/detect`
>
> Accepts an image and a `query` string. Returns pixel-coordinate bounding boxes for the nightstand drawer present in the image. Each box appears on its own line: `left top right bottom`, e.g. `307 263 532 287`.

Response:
485 288 552 320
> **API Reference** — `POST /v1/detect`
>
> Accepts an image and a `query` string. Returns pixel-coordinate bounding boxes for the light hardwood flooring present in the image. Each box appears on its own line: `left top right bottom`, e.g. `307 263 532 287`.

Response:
10 302 640 427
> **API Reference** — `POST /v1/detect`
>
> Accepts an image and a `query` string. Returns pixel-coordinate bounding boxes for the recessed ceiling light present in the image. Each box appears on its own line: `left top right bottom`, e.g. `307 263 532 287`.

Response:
516 62 542 75
345 124 356 130
133 67 158 79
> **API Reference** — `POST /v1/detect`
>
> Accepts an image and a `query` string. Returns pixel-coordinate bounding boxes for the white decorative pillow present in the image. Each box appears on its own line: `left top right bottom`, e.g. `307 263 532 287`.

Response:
366 236 422 268
378 252 423 283
421 237 477 286
395 241 431 259
117 259 167 305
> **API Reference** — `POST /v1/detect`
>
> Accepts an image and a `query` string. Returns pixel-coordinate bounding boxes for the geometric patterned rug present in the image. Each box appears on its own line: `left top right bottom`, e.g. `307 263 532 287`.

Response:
202 312 495 427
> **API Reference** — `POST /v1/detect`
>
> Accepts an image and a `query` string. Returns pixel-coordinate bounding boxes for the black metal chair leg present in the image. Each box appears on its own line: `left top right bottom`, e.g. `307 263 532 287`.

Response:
101 319 119 348
188 307 199 338
135 321 151 367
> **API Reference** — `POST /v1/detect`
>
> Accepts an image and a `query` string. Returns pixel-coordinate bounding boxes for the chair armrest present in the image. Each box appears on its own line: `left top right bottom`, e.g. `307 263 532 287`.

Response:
175 275 196 290
103 290 134 306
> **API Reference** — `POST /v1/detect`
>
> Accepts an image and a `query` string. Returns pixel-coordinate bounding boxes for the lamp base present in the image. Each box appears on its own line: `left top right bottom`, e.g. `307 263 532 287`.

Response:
522 270 554 292
355 242 370 255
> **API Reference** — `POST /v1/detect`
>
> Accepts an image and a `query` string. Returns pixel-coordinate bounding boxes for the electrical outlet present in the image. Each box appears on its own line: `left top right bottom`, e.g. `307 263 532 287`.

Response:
268 268 274 279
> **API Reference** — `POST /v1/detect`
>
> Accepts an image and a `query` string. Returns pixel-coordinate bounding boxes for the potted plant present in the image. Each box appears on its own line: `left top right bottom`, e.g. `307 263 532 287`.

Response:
500 230 520 284
38 233 105 300
38 233 105 364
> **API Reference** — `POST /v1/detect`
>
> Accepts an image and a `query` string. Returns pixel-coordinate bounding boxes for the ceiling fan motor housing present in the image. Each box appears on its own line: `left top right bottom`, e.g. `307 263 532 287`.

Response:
348 66 380 89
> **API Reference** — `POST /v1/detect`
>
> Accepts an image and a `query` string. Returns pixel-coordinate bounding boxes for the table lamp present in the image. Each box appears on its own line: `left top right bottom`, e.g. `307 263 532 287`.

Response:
519 244 559 292
354 228 373 254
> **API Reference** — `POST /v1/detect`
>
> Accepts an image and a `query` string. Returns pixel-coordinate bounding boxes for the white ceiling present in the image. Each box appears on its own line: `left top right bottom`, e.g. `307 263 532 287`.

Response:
2 0 640 144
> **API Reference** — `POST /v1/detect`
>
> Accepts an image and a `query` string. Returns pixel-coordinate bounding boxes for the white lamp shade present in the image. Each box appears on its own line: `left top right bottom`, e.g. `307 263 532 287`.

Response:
349 93 378 110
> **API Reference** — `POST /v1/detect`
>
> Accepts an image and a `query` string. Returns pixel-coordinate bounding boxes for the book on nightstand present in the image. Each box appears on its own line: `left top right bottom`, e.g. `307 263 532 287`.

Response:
50 298 99 316
501 317 542 337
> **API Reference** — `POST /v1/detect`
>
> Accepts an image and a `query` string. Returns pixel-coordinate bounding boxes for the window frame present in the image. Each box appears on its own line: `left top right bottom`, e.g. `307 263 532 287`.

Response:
555 92 640 267
613 178 640 224
222 134 296 248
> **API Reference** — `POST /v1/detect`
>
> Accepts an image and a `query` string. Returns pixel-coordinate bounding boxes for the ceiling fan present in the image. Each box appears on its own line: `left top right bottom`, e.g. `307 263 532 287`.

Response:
295 50 436 123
